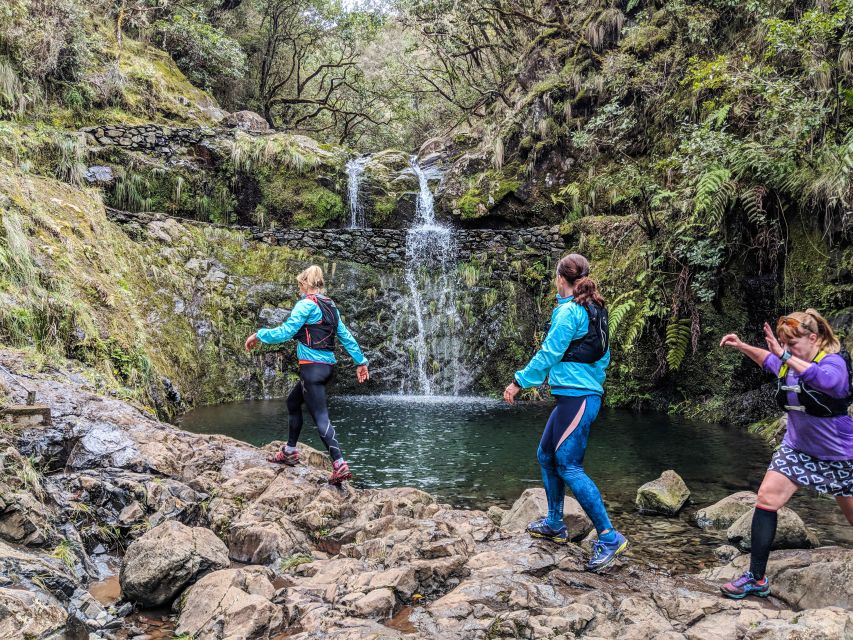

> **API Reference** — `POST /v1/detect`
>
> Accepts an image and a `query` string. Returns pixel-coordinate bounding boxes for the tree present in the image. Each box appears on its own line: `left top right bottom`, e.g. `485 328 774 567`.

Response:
235 0 386 137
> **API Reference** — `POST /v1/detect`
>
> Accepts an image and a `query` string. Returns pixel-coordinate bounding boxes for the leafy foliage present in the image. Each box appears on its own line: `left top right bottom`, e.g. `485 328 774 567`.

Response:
665 318 691 371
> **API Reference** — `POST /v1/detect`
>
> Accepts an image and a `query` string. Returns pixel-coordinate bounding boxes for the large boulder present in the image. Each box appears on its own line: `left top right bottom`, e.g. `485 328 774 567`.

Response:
222 110 270 132
175 566 284 640
726 507 819 551
700 547 853 611
499 488 593 541
635 470 690 516
120 520 229 606
694 491 756 529
0 587 67 638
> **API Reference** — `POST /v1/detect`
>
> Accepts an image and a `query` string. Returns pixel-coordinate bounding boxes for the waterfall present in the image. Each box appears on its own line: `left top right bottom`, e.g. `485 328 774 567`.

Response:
401 157 464 396
346 155 369 228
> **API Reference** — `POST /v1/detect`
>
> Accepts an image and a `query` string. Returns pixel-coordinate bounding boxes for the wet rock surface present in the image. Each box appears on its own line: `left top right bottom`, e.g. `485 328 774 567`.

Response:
0 349 851 639
696 491 756 530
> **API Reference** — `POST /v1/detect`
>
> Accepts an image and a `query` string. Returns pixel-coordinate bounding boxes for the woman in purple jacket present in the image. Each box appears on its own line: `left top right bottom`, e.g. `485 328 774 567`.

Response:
718 309 852 599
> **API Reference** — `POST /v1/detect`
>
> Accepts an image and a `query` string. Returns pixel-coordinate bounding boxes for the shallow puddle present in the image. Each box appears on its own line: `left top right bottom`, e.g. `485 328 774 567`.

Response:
384 606 418 634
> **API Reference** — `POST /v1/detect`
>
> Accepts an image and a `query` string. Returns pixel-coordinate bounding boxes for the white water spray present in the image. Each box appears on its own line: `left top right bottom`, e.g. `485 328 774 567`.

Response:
402 157 464 396
346 155 369 228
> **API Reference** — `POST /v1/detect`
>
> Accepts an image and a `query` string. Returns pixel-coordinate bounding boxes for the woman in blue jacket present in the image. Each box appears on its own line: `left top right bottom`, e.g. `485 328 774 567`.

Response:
504 253 627 572
245 265 369 484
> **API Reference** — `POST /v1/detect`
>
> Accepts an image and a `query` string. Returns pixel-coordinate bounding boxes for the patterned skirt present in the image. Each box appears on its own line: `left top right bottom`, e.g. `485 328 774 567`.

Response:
768 445 853 497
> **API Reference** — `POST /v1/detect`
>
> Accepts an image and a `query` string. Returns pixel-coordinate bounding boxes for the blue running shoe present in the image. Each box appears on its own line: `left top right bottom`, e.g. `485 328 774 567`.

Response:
586 531 628 572
720 571 770 599
526 518 568 543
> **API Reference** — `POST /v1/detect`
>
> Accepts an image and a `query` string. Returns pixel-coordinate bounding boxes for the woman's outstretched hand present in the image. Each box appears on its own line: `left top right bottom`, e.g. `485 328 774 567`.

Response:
719 333 744 350
763 322 784 357
356 364 369 383
245 333 260 352
503 382 520 405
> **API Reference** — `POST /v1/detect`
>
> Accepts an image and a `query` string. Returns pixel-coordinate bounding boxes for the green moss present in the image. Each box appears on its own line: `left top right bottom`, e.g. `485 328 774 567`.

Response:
372 193 398 225
455 168 522 219
294 189 345 228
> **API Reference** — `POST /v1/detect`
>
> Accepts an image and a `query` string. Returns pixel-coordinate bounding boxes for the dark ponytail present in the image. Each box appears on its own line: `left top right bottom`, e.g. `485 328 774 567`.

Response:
557 253 605 307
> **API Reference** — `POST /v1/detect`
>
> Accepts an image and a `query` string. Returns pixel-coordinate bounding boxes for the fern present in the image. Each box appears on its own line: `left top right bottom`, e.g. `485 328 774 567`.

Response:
623 298 651 350
665 318 691 371
694 167 734 226
607 289 639 341
739 184 767 225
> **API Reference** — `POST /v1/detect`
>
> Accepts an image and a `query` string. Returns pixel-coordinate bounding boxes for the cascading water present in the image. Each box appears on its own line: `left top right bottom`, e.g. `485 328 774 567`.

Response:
400 157 465 396
346 155 369 228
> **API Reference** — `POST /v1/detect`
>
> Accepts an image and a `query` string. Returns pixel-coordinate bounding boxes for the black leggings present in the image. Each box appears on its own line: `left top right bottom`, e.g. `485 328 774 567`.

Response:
287 363 343 461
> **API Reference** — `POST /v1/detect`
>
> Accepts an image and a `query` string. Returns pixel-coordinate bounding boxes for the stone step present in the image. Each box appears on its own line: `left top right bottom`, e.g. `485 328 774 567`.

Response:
0 404 52 427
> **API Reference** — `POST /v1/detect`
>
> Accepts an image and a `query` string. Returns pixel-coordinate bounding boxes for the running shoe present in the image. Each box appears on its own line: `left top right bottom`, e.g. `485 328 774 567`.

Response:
526 518 568 543
720 571 770 599
586 531 628 572
329 459 352 484
268 448 299 466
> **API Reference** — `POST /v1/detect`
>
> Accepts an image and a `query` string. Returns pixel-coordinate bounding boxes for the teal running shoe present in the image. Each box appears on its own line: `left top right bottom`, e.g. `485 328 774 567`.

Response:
586 531 628 572
720 571 770 599
526 518 568 543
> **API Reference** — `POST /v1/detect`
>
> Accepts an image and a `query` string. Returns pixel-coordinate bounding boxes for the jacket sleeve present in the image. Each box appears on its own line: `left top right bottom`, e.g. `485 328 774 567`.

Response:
337 315 368 366
798 355 850 398
762 353 782 376
514 309 579 388
256 300 313 345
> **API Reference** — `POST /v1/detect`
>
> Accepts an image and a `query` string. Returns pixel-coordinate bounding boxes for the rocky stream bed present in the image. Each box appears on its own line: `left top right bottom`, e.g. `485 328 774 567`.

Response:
0 348 851 640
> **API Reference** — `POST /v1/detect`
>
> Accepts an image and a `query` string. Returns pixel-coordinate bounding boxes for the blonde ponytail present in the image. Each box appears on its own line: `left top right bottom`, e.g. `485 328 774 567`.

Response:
297 265 325 292
805 308 841 353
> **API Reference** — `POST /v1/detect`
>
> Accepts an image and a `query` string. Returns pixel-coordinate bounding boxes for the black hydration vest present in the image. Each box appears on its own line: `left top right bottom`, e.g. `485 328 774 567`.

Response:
295 294 339 351
774 350 853 417
546 302 610 363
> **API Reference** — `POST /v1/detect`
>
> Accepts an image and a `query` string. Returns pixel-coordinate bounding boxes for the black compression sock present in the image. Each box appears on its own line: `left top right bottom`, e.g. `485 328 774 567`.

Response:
749 506 778 580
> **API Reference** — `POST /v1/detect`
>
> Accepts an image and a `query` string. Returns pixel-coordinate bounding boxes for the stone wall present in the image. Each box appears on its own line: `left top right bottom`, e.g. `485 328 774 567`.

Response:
82 124 222 155
106 209 566 270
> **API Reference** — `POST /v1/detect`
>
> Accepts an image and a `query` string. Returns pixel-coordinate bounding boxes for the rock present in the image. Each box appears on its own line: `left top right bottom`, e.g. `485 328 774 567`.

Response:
345 588 397 619
726 507 819 551
69 587 111 629
84 165 114 186
175 567 284 639
222 110 270 132
120 520 229 606
259 306 290 327
0 587 67 638
714 545 741 563
227 518 308 564
118 500 145 526
486 505 504 526
695 491 755 529
701 547 852 611
744 607 853 640
0 539 78 598
635 470 690 515
500 488 593 540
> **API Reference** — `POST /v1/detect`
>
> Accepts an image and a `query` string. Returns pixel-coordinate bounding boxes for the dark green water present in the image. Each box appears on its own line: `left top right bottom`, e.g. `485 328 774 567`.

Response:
180 395 852 573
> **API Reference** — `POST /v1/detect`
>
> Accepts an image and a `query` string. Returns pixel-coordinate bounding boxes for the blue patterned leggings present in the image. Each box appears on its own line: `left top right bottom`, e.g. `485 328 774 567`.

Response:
538 394 613 533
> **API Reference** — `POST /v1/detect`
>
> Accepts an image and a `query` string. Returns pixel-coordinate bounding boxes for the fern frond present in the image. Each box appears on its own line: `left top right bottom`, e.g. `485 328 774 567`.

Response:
608 300 635 342
739 184 767 225
665 318 691 371
694 167 734 226
624 298 651 350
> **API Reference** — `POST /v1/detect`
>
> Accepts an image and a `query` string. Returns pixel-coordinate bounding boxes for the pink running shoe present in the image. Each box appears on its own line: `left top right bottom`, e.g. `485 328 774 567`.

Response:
329 459 352 484
268 448 299 466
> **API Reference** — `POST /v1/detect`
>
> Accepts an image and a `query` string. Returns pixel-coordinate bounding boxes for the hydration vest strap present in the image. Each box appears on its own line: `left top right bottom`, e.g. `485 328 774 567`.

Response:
778 351 826 379
784 405 806 412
